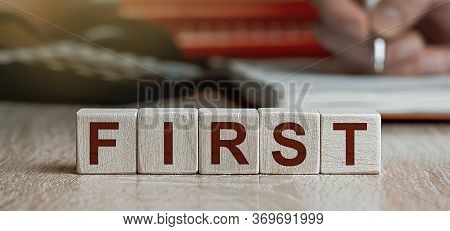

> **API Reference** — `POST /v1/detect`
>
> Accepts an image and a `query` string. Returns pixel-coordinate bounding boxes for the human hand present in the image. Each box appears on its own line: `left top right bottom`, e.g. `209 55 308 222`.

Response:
311 0 450 75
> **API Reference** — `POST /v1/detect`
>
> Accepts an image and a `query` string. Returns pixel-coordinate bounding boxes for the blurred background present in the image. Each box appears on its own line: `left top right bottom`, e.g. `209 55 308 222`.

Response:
0 0 449 110
0 0 331 104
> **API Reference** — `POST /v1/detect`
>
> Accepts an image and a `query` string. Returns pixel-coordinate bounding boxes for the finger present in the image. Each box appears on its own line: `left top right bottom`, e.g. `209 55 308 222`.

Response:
315 25 425 72
385 30 426 65
315 24 372 69
371 0 443 38
384 46 450 75
416 2 450 44
311 0 370 40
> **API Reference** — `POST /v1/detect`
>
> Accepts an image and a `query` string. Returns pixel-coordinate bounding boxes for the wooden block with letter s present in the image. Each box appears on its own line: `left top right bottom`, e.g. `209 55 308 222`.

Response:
76 109 137 174
138 108 198 174
198 108 259 174
320 109 381 174
259 108 320 174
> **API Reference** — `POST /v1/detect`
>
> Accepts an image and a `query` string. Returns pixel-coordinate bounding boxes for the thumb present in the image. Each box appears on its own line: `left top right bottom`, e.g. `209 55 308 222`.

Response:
371 0 444 38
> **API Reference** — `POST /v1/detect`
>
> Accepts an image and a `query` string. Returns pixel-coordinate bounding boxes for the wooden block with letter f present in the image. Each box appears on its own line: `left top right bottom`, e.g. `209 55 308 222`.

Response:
199 108 259 174
76 109 137 174
138 108 198 174
320 109 381 174
259 108 320 174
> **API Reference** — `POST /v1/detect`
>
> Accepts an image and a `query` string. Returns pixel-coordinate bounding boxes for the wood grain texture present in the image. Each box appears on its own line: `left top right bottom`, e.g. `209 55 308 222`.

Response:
199 108 259 174
0 102 449 210
320 110 381 174
259 108 320 174
138 108 198 174
77 109 137 174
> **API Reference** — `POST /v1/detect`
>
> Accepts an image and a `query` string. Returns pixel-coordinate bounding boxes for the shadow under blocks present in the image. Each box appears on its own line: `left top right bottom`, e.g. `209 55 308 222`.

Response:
76 108 381 175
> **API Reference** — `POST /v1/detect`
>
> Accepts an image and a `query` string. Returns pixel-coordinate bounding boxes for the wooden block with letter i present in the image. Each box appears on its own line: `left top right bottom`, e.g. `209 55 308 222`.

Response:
259 108 320 174
199 108 259 174
138 108 198 174
320 109 381 174
76 109 137 174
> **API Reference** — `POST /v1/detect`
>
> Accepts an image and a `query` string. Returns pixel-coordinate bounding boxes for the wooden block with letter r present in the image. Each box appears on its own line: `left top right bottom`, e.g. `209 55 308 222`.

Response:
320 109 381 174
138 108 198 174
259 108 320 174
199 108 259 174
76 108 137 174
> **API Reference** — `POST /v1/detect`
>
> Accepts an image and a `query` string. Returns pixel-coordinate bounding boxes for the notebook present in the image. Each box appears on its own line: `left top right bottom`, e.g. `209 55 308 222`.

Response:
226 59 450 121
118 0 327 59
3 41 450 122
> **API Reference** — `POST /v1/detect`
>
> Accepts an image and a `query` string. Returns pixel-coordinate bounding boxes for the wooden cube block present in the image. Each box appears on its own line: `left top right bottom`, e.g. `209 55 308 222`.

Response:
138 108 198 174
76 109 137 174
199 108 259 174
259 108 320 174
320 109 381 174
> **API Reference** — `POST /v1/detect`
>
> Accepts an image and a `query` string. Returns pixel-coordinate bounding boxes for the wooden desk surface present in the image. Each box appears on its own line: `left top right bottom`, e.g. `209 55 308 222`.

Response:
0 102 448 210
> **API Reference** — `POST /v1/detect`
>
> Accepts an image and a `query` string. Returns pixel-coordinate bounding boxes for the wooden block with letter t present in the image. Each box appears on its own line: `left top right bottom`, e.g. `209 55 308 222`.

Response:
259 108 320 174
138 108 198 174
320 109 381 174
76 109 137 174
199 108 259 174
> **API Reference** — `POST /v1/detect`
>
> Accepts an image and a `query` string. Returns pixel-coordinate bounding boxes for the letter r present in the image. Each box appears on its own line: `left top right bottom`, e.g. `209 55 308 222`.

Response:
211 122 249 165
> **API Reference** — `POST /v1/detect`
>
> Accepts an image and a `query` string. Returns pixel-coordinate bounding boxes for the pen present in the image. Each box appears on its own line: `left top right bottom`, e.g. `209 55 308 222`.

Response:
365 0 386 74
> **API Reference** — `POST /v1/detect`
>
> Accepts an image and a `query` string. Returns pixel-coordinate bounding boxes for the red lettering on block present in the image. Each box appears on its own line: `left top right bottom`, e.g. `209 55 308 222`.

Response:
89 122 119 165
164 122 173 165
272 122 307 166
211 122 249 165
333 123 368 165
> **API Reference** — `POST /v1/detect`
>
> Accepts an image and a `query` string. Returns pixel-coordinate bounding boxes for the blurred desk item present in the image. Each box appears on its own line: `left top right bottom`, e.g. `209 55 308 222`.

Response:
118 0 328 59
0 40 201 81
0 8 190 104
226 59 450 121
0 101 448 210
0 40 202 104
